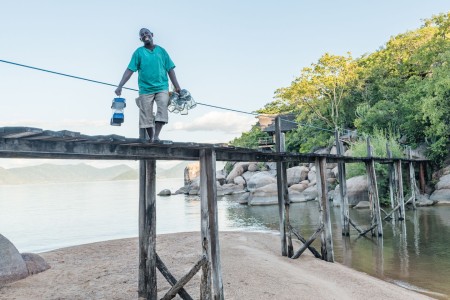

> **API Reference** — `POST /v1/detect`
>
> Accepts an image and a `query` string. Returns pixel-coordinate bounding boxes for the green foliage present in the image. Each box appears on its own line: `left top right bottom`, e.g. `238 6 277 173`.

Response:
229 125 270 149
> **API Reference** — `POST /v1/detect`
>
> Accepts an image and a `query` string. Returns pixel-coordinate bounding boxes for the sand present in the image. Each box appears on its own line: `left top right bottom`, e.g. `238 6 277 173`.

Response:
0 231 433 300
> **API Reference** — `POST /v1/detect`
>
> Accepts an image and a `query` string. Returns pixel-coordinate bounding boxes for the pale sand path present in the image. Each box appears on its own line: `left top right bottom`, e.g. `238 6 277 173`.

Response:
0 232 433 300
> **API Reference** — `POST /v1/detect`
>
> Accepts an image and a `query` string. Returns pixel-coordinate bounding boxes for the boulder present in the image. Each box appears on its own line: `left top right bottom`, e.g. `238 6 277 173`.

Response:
334 175 369 206
217 183 245 196
242 171 256 182
301 186 318 201
247 172 276 192
0 234 28 284
21 253 50 275
430 189 450 202
266 162 277 170
216 172 226 185
307 170 316 182
226 162 250 183
238 192 250 204
158 189 171 196
415 194 436 207
289 183 308 193
286 166 309 186
233 176 246 186
248 183 278 206
436 174 450 190
247 163 259 172
184 162 200 187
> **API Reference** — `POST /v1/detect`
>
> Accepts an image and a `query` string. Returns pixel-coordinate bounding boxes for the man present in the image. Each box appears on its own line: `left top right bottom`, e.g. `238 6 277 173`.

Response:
115 28 181 142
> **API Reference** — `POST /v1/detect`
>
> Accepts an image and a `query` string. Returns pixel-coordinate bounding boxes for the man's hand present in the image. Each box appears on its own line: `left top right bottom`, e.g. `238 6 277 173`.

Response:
115 86 122 96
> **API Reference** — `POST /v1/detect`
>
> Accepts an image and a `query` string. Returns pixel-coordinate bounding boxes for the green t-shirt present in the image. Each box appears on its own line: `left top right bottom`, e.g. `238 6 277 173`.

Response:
127 45 175 95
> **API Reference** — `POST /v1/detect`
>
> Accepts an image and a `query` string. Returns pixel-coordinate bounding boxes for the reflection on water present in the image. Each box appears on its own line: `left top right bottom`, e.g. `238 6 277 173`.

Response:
1 180 449 296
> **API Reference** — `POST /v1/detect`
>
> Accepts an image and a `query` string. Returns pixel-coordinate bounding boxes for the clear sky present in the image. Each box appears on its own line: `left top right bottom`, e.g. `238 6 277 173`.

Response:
0 1 448 168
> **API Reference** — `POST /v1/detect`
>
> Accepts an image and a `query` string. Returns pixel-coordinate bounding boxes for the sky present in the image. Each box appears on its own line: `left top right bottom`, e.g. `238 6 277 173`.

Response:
0 1 448 169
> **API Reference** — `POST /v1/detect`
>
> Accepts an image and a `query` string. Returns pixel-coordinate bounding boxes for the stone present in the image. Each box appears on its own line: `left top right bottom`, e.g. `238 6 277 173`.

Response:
430 189 450 202
233 176 246 186
436 174 450 190
334 175 369 206
332 166 339 178
0 234 28 284
247 172 276 192
307 170 316 182
266 162 277 170
242 171 256 182
238 192 250 204
289 183 308 192
21 253 50 275
286 166 309 186
226 162 250 183
353 201 370 209
184 162 200 187
247 163 259 172
157 189 171 196
248 183 278 206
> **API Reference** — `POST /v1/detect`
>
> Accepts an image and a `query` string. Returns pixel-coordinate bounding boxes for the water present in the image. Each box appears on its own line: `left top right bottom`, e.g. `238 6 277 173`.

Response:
1 179 449 297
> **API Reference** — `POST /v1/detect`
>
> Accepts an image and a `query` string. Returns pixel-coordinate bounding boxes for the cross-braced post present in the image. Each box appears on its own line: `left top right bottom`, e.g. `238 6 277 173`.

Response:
365 138 383 237
200 149 224 300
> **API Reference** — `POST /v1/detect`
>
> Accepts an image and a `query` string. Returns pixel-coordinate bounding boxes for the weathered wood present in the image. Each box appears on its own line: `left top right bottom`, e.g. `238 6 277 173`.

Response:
395 160 405 220
419 162 426 194
383 196 413 220
289 225 321 258
156 254 193 300
348 217 363 234
335 130 349 236
386 144 396 214
200 149 224 300
145 159 157 300
282 162 293 257
291 225 324 259
315 157 334 262
200 151 212 300
138 128 147 298
408 147 417 210
365 138 383 237
161 256 207 300
275 116 287 257
358 223 378 238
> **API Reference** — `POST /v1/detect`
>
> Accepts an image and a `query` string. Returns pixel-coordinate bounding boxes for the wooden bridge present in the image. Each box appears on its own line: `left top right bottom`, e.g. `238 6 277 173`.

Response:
0 124 429 300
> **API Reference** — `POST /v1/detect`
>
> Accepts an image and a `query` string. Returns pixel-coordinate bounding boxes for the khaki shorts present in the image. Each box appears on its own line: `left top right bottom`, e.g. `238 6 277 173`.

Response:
135 91 169 128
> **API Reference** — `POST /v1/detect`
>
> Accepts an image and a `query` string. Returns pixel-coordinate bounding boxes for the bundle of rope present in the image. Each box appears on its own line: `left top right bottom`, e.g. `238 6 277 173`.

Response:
168 89 197 115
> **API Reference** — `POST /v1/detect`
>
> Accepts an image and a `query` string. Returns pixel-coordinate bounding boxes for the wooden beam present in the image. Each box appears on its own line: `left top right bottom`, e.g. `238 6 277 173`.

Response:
161 256 207 300
291 225 323 259
145 159 157 300
275 116 287 257
200 152 211 300
408 147 417 210
200 149 224 300
315 157 334 262
288 225 321 258
335 130 349 236
138 128 147 298
156 253 193 300
395 160 405 220
365 138 383 237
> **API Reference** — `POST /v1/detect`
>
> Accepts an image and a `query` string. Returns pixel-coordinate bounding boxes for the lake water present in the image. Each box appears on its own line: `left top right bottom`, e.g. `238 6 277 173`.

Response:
1 179 449 298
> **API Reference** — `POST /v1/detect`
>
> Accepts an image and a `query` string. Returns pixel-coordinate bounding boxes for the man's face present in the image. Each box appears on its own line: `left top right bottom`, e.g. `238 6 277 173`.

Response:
139 28 153 45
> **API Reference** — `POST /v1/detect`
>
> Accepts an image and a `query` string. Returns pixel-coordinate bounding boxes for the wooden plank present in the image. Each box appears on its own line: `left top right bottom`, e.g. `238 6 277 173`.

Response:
315 157 334 262
282 161 293 257
291 225 323 259
275 116 287 257
138 127 147 298
288 225 321 258
161 256 207 300
200 149 224 300
335 130 349 236
156 254 193 300
408 147 417 210
419 162 426 194
200 151 212 300
386 144 396 213
395 160 405 220
145 159 157 300
365 138 383 236
0 127 42 138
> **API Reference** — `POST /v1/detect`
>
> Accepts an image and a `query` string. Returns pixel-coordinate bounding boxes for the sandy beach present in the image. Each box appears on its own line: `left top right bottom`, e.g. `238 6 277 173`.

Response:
0 231 433 300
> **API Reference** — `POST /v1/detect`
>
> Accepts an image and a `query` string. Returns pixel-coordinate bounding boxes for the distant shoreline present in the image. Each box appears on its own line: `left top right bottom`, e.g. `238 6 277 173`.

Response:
0 232 434 300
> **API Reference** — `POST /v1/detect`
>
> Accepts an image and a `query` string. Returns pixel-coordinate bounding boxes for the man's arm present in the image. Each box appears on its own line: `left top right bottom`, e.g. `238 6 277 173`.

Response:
115 68 134 96
168 68 181 93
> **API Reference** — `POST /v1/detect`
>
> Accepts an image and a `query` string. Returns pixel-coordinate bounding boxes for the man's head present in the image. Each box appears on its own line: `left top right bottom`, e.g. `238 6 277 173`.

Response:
139 28 153 46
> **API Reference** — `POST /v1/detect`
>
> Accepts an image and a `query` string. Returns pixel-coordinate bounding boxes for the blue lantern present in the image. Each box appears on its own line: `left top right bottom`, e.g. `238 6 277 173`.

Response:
110 98 126 126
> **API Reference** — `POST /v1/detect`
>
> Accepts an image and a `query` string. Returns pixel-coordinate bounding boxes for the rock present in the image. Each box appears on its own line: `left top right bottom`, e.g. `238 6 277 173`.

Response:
248 183 278 206
21 253 50 275
242 171 256 182
216 172 226 185
174 186 189 195
289 190 311 203
332 166 339 178
334 175 369 206
353 201 370 209
302 186 318 201
226 162 250 183
266 162 277 170
217 183 245 196
327 178 337 185
233 176 246 186
184 162 200 187
158 189 171 196
286 166 309 186
307 170 316 182
415 194 436 207
238 192 250 204
436 174 450 190
247 172 276 192
326 168 335 178
247 163 259 172
289 183 308 192
430 189 450 202
0 234 28 284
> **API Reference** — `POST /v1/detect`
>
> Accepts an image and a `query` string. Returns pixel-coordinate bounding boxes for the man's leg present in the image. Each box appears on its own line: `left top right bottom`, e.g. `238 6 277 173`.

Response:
154 91 169 141
146 127 154 142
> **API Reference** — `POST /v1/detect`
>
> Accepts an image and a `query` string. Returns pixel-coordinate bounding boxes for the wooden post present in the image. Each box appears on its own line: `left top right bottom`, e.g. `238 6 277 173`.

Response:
200 149 224 300
386 143 396 211
145 159 157 299
275 116 287 257
315 157 334 262
419 162 426 194
138 128 148 297
408 147 417 210
395 160 405 220
335 130 349 236
365 138 383 236
200 150 211 300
